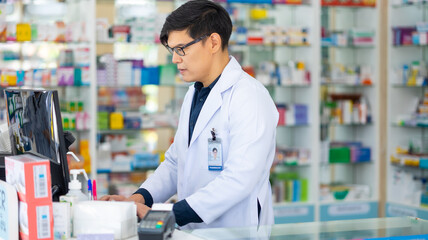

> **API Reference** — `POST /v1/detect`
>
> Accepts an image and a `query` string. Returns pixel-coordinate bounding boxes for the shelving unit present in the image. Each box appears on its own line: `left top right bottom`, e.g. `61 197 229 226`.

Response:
0 0 97 176
386 1 428 218
224 1 320 224
319 2 380 221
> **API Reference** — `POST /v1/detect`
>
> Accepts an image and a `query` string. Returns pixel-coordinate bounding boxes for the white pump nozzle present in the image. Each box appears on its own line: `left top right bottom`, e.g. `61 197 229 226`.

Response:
69 169 89 190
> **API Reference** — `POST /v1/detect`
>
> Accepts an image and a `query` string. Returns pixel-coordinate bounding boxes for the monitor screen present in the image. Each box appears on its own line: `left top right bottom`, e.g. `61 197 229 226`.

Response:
4 88 70 200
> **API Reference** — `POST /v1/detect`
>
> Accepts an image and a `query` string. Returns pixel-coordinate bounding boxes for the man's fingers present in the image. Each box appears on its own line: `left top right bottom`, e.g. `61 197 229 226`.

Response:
136 202 151 219
99 195 111 201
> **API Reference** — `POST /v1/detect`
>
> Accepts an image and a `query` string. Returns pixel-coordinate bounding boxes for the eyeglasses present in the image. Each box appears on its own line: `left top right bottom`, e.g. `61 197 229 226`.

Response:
165 35 209 57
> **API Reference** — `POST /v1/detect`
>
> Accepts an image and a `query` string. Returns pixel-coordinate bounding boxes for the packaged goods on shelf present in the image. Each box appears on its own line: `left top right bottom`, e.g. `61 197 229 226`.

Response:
274 146 311 166
271 172 308 203
231 25 309 46
0 21 87 43
393 61 428 86
349 29 375 46
319 184 370 202
277 103 309 126
390 168 427 207
97 54 175 86
395 89 428 127
321 94 370 125
322 28 375 47
393 0 428 6
390 142 428 168
392 24 428 46
321 0 376 7
328 141 371 164
322 64 373 85
256 60 310 86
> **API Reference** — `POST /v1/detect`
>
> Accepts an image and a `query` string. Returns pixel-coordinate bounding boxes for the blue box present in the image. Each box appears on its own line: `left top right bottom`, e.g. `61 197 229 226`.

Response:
351 147 371 163
420 158 428 169
133 153 159 169
141 67 160 85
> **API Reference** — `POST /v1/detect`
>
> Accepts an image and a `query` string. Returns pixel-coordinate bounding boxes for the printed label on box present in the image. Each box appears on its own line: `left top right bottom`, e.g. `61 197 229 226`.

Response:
387 205 417 217
33 165 48 199
37 205 51 239
0 184 9 238
328 203 370 216
274 206 309 217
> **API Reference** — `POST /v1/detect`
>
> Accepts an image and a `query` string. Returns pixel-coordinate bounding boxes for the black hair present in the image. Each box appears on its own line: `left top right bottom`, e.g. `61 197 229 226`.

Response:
160 0 232 51
213 148 217 152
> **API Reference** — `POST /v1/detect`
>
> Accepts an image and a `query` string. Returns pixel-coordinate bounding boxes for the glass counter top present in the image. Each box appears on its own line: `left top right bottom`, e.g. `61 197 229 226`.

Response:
188 217 428 240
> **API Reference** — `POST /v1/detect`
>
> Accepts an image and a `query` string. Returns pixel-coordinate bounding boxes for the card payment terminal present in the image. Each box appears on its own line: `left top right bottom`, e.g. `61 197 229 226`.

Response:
138 210 175 240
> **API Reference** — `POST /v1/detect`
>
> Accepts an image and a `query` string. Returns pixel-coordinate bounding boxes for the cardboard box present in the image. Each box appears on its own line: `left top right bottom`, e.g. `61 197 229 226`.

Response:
329 147 350 163
19 201 54 240
5 154 52 203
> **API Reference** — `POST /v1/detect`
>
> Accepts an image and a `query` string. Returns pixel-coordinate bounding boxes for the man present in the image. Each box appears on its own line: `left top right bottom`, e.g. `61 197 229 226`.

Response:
101 0 279 229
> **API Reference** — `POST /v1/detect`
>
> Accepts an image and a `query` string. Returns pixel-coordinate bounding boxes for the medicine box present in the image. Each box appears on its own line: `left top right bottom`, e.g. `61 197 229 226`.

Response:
5 154 52 203
19 200 54 240
329 147 350 163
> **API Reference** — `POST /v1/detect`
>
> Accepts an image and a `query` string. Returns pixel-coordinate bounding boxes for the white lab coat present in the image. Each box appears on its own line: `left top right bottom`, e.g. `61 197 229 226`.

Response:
140 56 279 229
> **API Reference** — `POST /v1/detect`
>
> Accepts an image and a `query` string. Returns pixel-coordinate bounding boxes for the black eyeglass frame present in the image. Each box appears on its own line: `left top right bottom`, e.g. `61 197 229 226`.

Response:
165 34 209 56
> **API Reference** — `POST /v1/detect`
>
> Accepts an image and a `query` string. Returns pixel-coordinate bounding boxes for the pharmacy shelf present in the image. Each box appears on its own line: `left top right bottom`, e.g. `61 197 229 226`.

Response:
273 202 315 224
320 161 374 165
98 126 176 134
231 43 311 48
97 167 157 174
320 200 378 221
319 1 380 221
321 45 375 49
392 44 428 47
386 202 428 219
321 123 374 127
321 5 376 9
387 1 428 213
391 84 428 88
392 3 428 8
390 162 428 170
320 82 374 87
0 41 90 45
392 123 428 128
277 124 311 128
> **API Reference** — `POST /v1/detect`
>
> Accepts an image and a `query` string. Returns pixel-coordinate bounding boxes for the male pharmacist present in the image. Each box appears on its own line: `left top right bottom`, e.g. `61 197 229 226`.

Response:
100 0 279 229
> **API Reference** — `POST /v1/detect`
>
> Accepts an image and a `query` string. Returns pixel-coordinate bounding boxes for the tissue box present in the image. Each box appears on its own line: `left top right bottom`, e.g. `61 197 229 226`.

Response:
19 201 54 240
5 154 52 203
73 201 137 240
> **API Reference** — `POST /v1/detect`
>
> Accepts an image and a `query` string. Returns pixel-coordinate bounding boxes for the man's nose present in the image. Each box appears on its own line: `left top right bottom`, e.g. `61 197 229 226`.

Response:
172 51 182 64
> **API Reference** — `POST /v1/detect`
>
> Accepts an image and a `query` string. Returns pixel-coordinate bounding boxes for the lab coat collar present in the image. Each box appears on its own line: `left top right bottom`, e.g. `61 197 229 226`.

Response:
188 56 242 147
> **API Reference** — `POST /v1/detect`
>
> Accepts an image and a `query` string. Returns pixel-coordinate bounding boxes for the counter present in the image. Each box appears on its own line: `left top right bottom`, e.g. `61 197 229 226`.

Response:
183 217 428 240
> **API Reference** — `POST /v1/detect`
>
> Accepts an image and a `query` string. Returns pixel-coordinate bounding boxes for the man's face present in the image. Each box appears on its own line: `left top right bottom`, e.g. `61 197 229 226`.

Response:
167 30 213 83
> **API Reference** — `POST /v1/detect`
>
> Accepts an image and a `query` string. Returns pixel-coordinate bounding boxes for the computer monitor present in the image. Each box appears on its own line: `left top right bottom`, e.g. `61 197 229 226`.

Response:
4 88 70 201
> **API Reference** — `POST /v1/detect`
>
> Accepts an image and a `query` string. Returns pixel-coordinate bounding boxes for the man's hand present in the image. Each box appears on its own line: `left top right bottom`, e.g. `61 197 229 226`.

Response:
135 202 151 219
99 195 127 201
99 194 150 219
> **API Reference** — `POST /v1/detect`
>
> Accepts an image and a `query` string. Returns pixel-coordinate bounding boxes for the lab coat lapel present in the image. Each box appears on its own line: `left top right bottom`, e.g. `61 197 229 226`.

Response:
188 88 222 147
188 56 242 147
181 85 195 147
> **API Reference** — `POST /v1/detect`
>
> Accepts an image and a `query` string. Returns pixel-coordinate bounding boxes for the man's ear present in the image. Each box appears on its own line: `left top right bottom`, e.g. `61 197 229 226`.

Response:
209 33 222 54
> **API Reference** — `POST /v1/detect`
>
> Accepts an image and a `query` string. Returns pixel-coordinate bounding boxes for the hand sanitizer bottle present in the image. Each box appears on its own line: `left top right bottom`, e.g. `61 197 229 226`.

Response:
59 169 89 237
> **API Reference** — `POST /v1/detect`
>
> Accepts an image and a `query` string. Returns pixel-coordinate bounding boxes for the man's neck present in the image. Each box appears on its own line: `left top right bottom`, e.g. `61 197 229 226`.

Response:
201 53 230 87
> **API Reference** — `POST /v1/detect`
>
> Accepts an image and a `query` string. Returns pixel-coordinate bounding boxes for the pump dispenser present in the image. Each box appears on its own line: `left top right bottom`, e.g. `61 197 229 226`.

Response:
60 169 89 237
68 169 89 200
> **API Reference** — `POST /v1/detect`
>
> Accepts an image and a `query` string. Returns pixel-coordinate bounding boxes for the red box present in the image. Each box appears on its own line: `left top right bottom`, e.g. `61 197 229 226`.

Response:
5 154 52 203
19 201 54 240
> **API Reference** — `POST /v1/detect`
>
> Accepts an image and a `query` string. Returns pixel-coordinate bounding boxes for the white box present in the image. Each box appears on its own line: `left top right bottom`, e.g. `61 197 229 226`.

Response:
73 201 137 240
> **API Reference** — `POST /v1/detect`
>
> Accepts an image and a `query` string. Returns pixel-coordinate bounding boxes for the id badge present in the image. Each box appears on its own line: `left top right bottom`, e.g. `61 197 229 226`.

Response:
208 138 223 171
